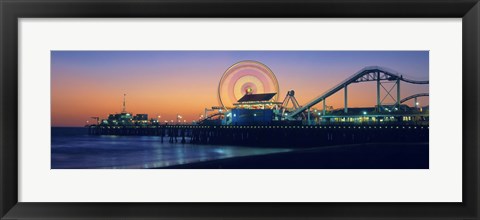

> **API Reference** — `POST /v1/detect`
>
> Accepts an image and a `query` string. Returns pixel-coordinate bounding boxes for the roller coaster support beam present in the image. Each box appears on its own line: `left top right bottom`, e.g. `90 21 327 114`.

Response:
307 108 311 125
344 85 348 113
323 99 326 115
397 78 401 107
377 72 381 112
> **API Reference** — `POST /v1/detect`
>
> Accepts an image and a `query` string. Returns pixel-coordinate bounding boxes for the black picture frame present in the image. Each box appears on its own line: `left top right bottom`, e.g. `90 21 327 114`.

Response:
1 0 479 219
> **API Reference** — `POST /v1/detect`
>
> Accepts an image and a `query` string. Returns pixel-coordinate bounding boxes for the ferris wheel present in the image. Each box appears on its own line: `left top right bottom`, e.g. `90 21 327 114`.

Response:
218 60 280 108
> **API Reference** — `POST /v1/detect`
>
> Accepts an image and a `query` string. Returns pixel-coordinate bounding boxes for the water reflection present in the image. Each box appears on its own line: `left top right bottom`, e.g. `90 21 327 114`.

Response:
51 128 291 169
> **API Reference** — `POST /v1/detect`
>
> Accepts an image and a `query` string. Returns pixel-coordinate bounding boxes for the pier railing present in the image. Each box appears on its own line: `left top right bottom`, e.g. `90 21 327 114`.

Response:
87 124 429 148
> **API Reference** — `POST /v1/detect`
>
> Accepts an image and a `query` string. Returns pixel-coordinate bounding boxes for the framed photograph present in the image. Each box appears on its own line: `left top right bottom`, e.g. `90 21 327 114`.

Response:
1 0 479 219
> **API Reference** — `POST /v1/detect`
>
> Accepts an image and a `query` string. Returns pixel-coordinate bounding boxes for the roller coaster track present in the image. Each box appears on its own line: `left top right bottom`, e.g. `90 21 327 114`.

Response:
198 112 223 124
287 66 429 119
400 93 429 104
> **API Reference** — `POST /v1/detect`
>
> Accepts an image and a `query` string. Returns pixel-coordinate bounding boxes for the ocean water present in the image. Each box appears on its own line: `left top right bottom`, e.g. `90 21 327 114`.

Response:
51 127 291 169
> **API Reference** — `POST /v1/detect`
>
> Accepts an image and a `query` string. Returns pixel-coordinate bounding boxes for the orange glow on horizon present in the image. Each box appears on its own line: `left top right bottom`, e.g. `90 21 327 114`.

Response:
51 51 429 126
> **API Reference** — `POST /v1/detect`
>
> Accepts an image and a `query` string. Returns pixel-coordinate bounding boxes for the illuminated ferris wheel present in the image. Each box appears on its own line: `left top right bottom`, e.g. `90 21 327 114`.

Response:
218 60 280 108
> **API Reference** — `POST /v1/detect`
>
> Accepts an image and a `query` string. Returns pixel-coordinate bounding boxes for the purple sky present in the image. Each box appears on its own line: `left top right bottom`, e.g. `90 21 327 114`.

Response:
51 51 429 126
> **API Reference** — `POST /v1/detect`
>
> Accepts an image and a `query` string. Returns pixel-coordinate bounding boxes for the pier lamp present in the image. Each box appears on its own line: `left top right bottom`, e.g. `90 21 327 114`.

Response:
363 111 367 115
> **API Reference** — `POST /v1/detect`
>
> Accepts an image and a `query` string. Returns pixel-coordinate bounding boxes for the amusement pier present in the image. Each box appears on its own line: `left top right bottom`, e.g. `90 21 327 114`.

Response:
87 61 429 148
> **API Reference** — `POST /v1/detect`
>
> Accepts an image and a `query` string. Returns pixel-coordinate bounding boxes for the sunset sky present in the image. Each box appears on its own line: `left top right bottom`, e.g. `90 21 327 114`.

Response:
51 51 429 127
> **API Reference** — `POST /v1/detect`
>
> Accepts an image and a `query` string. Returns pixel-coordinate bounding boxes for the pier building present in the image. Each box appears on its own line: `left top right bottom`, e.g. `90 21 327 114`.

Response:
97 94 150 126
223 92 280 125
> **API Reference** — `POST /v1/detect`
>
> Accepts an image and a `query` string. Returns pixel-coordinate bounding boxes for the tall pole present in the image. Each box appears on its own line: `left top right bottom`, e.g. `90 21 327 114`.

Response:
344 85 348 113
396 78 401 108
414 97 418 109
377 72 381 112
323 99 326 115
122 93 126 113
307 108 311 125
